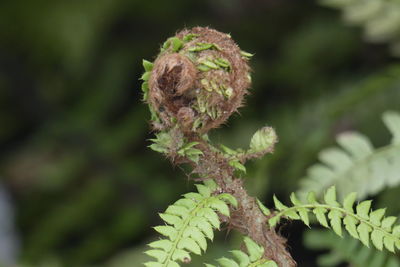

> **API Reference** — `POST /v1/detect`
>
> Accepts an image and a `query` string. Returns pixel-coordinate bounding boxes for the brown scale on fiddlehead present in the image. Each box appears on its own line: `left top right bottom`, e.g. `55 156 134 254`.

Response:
141 27 296 266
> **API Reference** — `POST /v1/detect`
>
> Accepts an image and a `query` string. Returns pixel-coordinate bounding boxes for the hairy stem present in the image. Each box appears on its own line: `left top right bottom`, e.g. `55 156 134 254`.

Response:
194 139 296 267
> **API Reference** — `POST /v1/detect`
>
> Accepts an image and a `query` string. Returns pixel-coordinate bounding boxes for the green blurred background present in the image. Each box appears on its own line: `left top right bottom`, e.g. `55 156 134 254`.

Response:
1 0 400 266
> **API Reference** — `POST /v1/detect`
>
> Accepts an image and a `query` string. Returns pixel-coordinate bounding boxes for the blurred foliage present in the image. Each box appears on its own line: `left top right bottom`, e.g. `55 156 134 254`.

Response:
0 0 400 266
297 110 400 201
321 0 400 56
304 230 400 267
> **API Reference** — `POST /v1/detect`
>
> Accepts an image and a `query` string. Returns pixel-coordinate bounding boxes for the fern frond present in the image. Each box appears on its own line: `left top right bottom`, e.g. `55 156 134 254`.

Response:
144 180 238 267
205 236 277 267
320 0 400 56
298 111 400 200
269 186 400 253
304 230 400 267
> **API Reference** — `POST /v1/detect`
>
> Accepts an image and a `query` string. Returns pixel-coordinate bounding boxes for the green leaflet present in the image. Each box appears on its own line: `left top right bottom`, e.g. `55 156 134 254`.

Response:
140 71 151 81
304 229 400 267
384 111 400 144
150 134 203 163
177 142 203 163
219 144 239 156
256 198 271 216
199 59 219 69
149 132 175 154
297 111 400 201
269 186 400 253
214 58 231 70
182 33 199 42
240 51 254 59
229 159 246 173
144 181 237 267
205 236 277 267
140 68 151 102
188 42 221 52
162 37 184 52
143 59 154 72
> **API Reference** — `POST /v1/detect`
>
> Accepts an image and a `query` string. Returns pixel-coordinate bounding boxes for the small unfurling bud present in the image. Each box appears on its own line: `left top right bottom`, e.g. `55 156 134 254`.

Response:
249 127 278 154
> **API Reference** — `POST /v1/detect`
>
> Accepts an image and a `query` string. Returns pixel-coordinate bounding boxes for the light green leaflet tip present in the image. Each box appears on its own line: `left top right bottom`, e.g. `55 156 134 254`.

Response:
240 50 254 58
143 59 154 72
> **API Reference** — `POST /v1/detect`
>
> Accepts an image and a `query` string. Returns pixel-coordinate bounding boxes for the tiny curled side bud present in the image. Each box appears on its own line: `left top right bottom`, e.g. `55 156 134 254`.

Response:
249 127 278 153
142 26 252 135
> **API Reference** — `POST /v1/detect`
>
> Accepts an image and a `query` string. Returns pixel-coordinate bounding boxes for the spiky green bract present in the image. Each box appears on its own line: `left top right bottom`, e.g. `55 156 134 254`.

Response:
144 180 237 267
298 111 400 200
304 230 400 267
320 0 400 57
269 186 400 253
205 236 277 267
140 59 153 102
256 198 271 216
149 130 203 163
140 58 161 125
149 132 178 154
217 144 247 173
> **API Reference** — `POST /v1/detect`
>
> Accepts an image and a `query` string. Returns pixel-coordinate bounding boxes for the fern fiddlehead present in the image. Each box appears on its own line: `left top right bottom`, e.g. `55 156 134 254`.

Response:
141 27 293 266
141 27 400 267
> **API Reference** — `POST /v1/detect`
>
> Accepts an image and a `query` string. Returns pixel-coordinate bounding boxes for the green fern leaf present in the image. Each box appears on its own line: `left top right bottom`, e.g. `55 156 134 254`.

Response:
230 250 251 266
343 216 359 239
384 111 400 144
320 0 400 57
144 181 237 266
343 192 357 213
290 194 310 226
314 207 330 228
143 59 154 72
256 198 271 216
298 111 400 200
243 237 264 262
216 257 240 267
269 186 400 253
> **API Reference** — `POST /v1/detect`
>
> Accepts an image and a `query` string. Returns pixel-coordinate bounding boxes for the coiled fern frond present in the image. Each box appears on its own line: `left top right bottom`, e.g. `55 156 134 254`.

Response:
144 180 237 267
269 186 400 252
297 110 400 200
304 230 400 267
205 237 277 267
320 0 400 56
